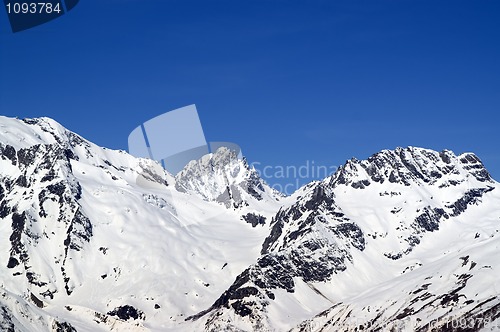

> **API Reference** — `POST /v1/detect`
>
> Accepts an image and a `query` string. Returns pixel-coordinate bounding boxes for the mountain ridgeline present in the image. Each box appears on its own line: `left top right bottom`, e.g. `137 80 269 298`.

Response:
0 116 499 331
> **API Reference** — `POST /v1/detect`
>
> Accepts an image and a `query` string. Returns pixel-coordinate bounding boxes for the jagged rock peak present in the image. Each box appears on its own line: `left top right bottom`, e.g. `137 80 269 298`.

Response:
175 147 281 208
330 146 492 189
181 146 243 175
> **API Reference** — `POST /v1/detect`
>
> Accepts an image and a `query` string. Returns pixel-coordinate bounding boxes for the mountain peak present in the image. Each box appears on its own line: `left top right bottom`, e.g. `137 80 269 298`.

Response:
175 147 282 208
331 146 492 189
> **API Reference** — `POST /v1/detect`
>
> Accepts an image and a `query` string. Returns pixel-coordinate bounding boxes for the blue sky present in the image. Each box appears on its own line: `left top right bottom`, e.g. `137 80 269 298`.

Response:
1 1 499 192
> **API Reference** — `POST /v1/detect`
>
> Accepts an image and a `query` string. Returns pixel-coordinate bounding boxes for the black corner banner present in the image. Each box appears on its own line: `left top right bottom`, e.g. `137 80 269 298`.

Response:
3 0 79 33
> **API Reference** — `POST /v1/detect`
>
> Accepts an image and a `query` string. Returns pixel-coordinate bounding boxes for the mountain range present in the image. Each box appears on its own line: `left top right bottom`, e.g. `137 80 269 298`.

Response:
0 116 499 331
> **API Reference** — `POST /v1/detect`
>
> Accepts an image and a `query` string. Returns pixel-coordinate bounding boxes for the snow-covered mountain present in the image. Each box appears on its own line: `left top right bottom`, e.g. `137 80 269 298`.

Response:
0 116 499 331
187 147 500 331
0 116 281 331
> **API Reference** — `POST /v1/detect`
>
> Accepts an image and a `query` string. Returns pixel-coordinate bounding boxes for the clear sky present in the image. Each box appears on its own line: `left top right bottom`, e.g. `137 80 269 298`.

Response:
1 1 499 193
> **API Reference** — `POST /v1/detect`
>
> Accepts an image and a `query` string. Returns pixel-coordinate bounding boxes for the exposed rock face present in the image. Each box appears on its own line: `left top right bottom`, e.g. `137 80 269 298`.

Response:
107 305 145 321
1 142 93 299
333 147 492 188
175 147 281 209
241 213 266 227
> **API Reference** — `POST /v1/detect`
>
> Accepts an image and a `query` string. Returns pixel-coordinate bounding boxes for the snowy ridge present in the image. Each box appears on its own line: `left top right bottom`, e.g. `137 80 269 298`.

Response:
1 116 499 331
